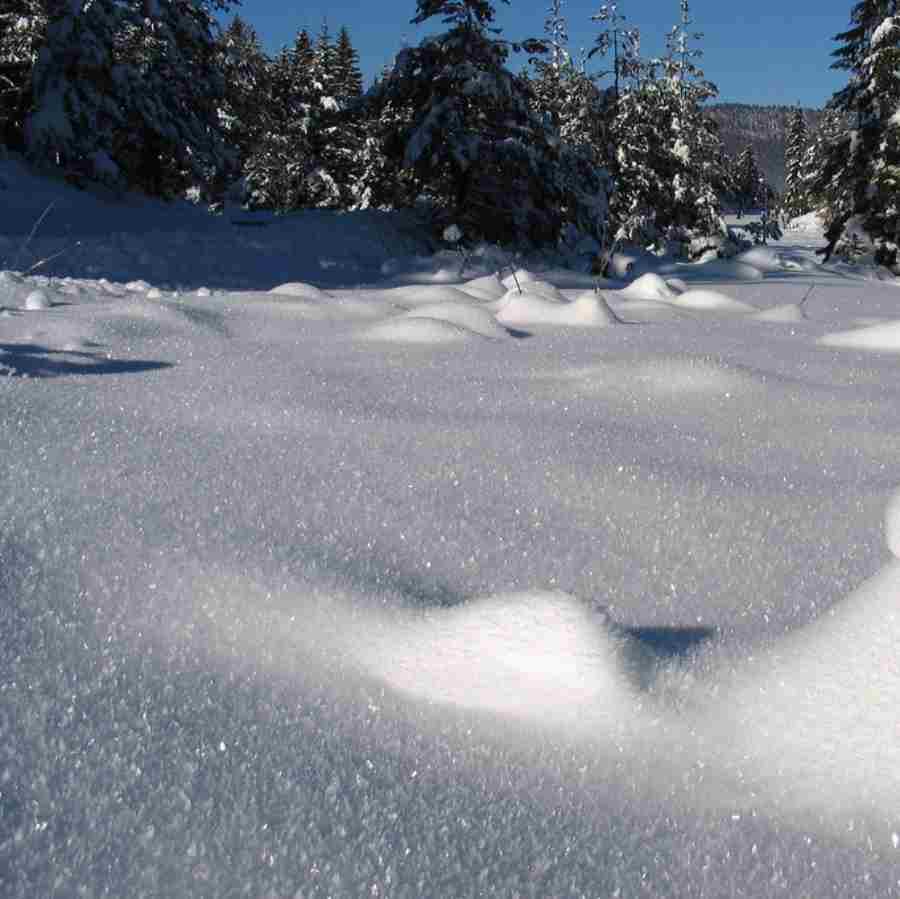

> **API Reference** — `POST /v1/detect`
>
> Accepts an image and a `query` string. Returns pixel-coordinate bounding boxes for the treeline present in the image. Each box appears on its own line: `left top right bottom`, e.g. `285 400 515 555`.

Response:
2 0 794 255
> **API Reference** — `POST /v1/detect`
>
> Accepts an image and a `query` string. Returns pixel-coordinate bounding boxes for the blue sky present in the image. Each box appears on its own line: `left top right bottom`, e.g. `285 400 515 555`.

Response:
221 0 853 108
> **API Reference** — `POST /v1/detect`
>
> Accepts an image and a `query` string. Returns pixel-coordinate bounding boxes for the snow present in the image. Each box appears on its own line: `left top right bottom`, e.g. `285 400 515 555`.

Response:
4 156 900 896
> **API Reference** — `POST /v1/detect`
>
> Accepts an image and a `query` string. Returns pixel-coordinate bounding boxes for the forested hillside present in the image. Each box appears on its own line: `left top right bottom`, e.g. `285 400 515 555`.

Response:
707 103 823 192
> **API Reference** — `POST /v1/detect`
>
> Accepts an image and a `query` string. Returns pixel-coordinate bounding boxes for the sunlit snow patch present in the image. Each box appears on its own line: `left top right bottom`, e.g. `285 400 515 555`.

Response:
670 289 757 314
361 315 486 344
735 247 788 273
24 289 52 310
752 303 807 323
692 259 765 281
353 590 649 732
552 356 757 403
818 319 900 351
458 273 507 301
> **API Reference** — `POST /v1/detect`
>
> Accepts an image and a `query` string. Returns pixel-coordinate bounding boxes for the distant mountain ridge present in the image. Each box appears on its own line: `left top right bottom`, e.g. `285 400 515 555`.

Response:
705 103 824 194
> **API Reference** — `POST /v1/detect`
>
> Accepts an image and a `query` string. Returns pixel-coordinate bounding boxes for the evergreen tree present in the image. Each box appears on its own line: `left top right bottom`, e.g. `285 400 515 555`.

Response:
0 0 47 149
589 2 640 101
803 107 848 215
734 144 765 213
370 0 608 246
333 26 363 103
820 2 900 264
244 35 315 210
25 0 125 182
217 16 269 172
605 0 725 248
782 106 810 220
26 0 234 196
112 0 233 197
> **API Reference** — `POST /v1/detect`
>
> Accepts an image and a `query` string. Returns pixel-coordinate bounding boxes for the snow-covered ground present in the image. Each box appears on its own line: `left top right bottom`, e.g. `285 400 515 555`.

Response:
3 160 900 897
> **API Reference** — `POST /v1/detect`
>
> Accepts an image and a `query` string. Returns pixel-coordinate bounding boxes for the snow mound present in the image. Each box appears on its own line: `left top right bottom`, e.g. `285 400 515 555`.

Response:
698 259 765 281
789 210 826 233
268 281 332 300
818 320 900 351
494 278 567 305
458 273 507 301
554 356 756 402
752 304 807 323
735 247 787 273
709 553 900 824
495 290 618 327
671 289 757 314
378 283 483 308
401 302 508 339
24 289 52 310
361 316 485 344
620 272 679 301
354 591 646 729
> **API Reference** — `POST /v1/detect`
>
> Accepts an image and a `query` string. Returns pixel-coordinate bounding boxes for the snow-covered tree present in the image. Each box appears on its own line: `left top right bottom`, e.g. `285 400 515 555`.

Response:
243 35 314 210
734 144 765 213
605 0 725 249
25 0 125 183
782 106 810 220
26 0 234 196
803 107 848 216
334 25 363 103
112 0 233 197
589 1 640 101
0 0 47 149
217 16 269 171
819 2 900 265
370 0 608 246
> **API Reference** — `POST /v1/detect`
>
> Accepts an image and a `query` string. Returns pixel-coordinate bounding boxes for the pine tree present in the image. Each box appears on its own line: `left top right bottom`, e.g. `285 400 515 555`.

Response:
803 108 848 215
0 0 47 149
244 35 314 210
111 0 233 197
371 0 608 246
782 106 810 220
589 2 640 101
26 0 234 196
333 26 363 104
605 0 725 248
217 16 269 172
734 144 765 213
820 2 900 264
25 0 125 183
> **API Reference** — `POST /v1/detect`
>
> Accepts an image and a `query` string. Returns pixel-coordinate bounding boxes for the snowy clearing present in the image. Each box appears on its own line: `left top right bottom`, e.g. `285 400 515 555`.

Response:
3 166 900 897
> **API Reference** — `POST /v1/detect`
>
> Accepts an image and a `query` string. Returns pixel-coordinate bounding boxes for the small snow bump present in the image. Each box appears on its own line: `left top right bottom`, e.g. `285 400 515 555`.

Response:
24 290 51 310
